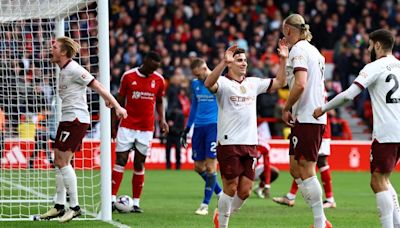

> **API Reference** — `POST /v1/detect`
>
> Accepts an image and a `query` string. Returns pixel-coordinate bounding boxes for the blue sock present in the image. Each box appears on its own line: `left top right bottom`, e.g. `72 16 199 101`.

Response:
203 173 216 204
198 171 222 196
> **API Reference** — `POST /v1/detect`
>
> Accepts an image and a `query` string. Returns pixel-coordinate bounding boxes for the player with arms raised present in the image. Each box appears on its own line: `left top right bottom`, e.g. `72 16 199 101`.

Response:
40 37 127 222
314 29 400 228
111 51 169 213
205 41 288 228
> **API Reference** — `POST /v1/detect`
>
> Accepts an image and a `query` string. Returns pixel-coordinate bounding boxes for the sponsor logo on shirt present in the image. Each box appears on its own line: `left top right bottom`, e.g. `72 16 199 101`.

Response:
229 96 255 106
132 91 155 100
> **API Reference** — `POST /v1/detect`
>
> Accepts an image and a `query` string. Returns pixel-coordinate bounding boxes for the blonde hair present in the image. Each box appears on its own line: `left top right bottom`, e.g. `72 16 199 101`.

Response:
284 14 312 42
57 36 80 58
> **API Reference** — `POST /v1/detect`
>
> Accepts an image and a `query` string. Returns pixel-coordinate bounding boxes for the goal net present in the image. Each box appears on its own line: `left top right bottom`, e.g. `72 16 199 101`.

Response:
0 0 105 221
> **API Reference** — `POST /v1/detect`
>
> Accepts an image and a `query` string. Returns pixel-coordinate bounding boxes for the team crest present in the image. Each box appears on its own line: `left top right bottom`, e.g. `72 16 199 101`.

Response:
151 80 155 88
240 85 246 94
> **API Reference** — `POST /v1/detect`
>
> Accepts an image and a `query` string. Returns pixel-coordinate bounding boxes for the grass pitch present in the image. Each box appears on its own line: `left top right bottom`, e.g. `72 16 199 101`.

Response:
1 170 399 227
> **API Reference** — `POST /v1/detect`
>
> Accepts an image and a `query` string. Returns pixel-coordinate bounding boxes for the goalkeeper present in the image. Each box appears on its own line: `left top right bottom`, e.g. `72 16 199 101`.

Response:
40 36 127 223
181 58 222 216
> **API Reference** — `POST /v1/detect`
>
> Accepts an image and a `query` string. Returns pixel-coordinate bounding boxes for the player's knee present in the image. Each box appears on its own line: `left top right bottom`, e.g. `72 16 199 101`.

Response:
133 161 144 171
270 167 280 183
317 156 327 168
115 153 128 167
289 166 299 179
237 189 251 200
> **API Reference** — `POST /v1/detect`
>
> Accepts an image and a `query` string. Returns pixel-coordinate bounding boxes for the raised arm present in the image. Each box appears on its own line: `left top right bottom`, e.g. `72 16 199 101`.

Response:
204 45 238 93
269 38 288 92
89 80 127 119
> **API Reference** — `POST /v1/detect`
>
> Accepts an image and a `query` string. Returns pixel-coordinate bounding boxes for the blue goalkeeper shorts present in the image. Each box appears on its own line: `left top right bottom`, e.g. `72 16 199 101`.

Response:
191 123 217 161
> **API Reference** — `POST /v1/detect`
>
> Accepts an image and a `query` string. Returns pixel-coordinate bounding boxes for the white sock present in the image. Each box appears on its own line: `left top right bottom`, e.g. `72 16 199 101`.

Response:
112 195 117 203
218 193 234 228
230 193 245 215
302 176 325 228
326 197 335 203
133 198 140 207
60 165 79 208
286 193 296 200
376 191 394 228
54 167 66 205
295 178 303 197
388 184 400 227
295 178 303 186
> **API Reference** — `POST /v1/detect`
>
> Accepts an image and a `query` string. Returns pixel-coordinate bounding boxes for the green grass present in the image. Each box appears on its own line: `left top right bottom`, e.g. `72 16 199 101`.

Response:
1 170 400 227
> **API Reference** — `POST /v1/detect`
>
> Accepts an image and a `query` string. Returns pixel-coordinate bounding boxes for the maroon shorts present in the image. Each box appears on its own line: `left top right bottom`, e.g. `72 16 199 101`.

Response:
54 118 90 152
370 140 400 173
289 122 325 162
217 144 257 180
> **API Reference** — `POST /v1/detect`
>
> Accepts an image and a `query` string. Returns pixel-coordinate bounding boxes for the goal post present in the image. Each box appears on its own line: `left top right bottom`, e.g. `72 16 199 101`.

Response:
0 0 111 221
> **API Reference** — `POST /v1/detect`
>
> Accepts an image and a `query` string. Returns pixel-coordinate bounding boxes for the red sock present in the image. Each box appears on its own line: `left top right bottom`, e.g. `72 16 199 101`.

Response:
112 165 125 196
289 179 298 195
320 166 333 198
132 169 145 199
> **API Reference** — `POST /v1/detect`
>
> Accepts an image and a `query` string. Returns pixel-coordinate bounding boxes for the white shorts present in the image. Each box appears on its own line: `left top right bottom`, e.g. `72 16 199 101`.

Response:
116 127 153 155
318 138 331 156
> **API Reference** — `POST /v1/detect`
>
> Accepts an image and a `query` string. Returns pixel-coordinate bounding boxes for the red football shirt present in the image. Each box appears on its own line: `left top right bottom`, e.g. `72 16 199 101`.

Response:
323 117 331 139
118 68 165 131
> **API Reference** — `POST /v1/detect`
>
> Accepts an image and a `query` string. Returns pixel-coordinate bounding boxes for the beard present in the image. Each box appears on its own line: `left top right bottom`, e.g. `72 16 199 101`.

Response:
370 48 377 62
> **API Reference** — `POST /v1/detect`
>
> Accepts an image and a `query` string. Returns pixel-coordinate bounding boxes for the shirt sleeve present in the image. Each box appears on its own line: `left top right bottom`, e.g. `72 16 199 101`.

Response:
353 63 379 90
156 77 166 98
256 77 273 95
74 65 95 86
185 81 197 129
215 76 226 95
290 46 308 73
118 73 128 97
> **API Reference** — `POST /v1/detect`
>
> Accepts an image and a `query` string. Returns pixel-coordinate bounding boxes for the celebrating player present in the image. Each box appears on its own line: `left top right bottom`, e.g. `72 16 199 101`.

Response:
204 41 288 228
181 58 222 215
314 28 400 228
40 36 127 222
273 118 335 208
111 51 169 213
280 14 331 228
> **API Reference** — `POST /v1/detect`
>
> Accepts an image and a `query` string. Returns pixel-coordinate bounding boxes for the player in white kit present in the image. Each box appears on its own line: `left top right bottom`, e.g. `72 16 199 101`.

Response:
40 36 127 222
314 29 400 228
280 14 331 228
204 41 288 228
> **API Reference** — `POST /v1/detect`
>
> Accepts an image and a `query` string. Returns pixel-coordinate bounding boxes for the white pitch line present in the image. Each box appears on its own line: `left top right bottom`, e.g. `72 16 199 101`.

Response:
0 177 51 199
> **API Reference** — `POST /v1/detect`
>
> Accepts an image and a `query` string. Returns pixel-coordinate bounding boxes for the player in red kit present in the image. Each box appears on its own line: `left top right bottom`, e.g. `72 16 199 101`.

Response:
273 118 335 208
111 51 169 213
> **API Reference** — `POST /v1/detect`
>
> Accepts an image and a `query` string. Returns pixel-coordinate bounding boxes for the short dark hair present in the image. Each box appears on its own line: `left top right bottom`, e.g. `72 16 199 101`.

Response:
145 51 161 62
233 48 245 57
190 58 205 70
369 29 395 51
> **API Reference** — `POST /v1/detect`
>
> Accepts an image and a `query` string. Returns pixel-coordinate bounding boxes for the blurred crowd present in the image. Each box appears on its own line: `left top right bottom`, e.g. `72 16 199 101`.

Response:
1 0 400 142
108 0 399 137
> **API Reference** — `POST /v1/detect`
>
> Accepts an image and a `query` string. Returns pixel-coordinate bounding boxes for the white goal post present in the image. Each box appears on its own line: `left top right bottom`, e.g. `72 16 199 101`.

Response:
0 0 112 221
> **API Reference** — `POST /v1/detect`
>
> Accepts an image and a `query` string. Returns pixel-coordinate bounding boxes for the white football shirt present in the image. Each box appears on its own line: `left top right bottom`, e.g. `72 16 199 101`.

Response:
215 76 272 145
58 60 95 123
286 40 327 124
353 55 400 142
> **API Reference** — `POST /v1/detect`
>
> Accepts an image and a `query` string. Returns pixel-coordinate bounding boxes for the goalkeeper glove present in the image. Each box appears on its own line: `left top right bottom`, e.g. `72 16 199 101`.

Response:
180 128 190 148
